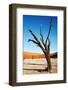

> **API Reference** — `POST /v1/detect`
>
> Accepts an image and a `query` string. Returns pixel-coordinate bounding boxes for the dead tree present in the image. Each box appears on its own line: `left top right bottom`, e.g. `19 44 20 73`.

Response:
28 17 52 72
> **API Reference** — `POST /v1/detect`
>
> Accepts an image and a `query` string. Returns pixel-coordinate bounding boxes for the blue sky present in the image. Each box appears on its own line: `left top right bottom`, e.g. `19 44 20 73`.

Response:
23 15 57 53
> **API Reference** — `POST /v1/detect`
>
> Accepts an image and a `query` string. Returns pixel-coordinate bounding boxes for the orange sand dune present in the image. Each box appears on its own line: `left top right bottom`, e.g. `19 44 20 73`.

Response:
23 51 45 59
23 51 57 59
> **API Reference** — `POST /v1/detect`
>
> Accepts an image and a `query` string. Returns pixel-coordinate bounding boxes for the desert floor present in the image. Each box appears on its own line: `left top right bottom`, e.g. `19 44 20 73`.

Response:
23 58 57 74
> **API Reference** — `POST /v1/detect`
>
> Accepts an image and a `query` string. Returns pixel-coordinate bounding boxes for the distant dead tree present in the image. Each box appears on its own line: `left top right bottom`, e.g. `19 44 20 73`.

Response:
28 17 52 72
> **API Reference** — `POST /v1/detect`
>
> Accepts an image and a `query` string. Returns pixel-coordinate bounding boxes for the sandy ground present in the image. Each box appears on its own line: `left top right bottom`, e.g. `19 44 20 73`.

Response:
23 58 57 74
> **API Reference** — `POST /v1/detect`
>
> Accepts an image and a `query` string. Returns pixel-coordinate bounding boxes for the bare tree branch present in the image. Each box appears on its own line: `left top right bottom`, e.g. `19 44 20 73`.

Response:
45 17 52 45
28 39 38 45
29 29 40 43
28 29 47 54
47 17 52 39
40 26 46 48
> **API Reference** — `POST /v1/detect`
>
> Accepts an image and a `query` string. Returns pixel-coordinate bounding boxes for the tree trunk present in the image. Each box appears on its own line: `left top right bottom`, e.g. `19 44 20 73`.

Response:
44 53 51 72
